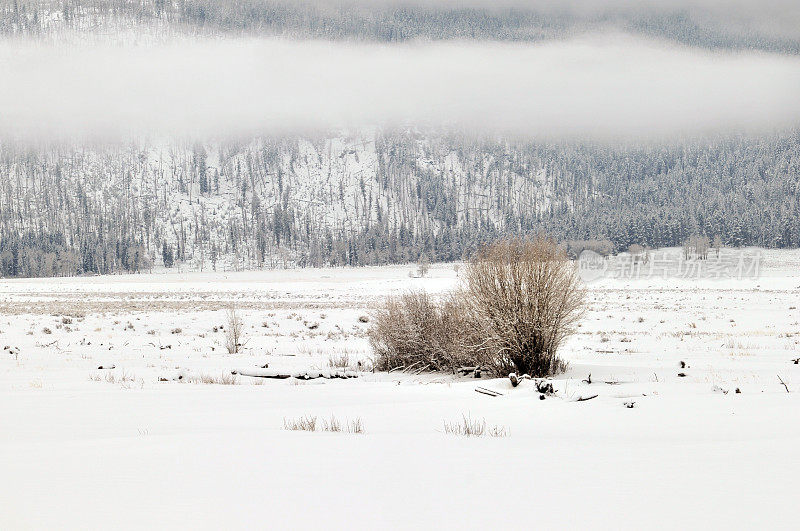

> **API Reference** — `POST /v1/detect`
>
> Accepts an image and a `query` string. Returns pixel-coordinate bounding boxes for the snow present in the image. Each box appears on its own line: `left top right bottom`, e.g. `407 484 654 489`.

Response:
1 253 799 529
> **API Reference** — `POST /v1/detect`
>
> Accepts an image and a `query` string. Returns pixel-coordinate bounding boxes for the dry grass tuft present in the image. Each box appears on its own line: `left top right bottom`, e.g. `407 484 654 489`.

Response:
284 415 365 434
184 372 240 385
284 415 318 431
443 414 508 437
346 417 364 434
322 415 341 432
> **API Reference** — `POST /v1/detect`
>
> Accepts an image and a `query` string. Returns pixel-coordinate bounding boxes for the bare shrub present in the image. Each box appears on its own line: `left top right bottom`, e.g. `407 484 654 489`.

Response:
369 291 481 372
370 236 584 377
417 254 430 277
225 305 244 354
328 352 350 368
460 236 584 377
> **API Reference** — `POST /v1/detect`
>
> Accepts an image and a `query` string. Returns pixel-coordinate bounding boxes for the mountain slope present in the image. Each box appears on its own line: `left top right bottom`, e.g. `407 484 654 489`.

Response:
1 128 798 276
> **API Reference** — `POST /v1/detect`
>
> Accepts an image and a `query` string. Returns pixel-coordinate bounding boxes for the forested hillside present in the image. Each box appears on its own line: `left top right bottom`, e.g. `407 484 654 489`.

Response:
1 128 799 276
2 0 799 54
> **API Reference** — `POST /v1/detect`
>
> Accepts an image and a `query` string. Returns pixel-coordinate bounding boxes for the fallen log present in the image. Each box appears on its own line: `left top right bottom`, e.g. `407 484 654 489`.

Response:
403 361 423 374
573 394 599 402
475 386 503 397
232 368 358 380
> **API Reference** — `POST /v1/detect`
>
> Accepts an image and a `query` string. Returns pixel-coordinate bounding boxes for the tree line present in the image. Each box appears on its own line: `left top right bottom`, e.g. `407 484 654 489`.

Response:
2 0 798 54
0 129 798 277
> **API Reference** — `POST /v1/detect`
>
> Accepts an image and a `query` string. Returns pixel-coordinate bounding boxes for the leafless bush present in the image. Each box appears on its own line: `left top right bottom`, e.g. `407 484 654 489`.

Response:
460 235 584 377
225 305 244 354
417 254 430 277
370 236 584 377
369 291 482 372
328 352 350 368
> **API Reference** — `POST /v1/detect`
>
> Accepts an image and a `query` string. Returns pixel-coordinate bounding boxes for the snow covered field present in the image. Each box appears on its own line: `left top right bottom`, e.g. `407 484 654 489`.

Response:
1 251 799 530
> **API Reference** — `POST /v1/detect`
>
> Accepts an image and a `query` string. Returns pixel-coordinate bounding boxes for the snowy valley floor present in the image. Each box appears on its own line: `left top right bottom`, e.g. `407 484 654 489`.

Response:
1 252 799 530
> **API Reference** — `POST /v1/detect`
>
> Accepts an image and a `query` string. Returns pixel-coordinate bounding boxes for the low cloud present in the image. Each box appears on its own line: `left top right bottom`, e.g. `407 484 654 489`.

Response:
1 34 799 141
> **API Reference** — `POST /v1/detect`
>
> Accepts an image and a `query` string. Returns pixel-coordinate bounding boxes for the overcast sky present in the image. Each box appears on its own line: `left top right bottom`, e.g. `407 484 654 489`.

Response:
1 33 799 141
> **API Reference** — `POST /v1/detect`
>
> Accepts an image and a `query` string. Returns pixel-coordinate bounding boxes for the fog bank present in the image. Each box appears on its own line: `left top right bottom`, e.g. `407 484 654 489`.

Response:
1 35 799 140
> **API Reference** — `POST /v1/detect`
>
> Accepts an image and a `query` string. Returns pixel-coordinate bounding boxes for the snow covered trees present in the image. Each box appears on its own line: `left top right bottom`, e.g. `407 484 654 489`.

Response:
1 128 799 278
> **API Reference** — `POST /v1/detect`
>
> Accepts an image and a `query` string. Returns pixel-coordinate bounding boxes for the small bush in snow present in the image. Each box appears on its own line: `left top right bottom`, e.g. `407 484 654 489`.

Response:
225 305 244 354
460 236 584 377
370 236 584 377
369 291 480 372
328 352 351 369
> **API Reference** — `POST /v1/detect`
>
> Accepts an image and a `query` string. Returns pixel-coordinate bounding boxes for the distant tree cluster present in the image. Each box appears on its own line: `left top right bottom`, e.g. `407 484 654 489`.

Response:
1 0 798 54
683 234 711 260
0 128 799 277
563 239 615 259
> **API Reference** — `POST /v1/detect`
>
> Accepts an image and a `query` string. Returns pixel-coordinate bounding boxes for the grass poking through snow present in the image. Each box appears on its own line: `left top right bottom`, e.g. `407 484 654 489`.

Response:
443 414 509 437
183 372 240 385
284 415 364 434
